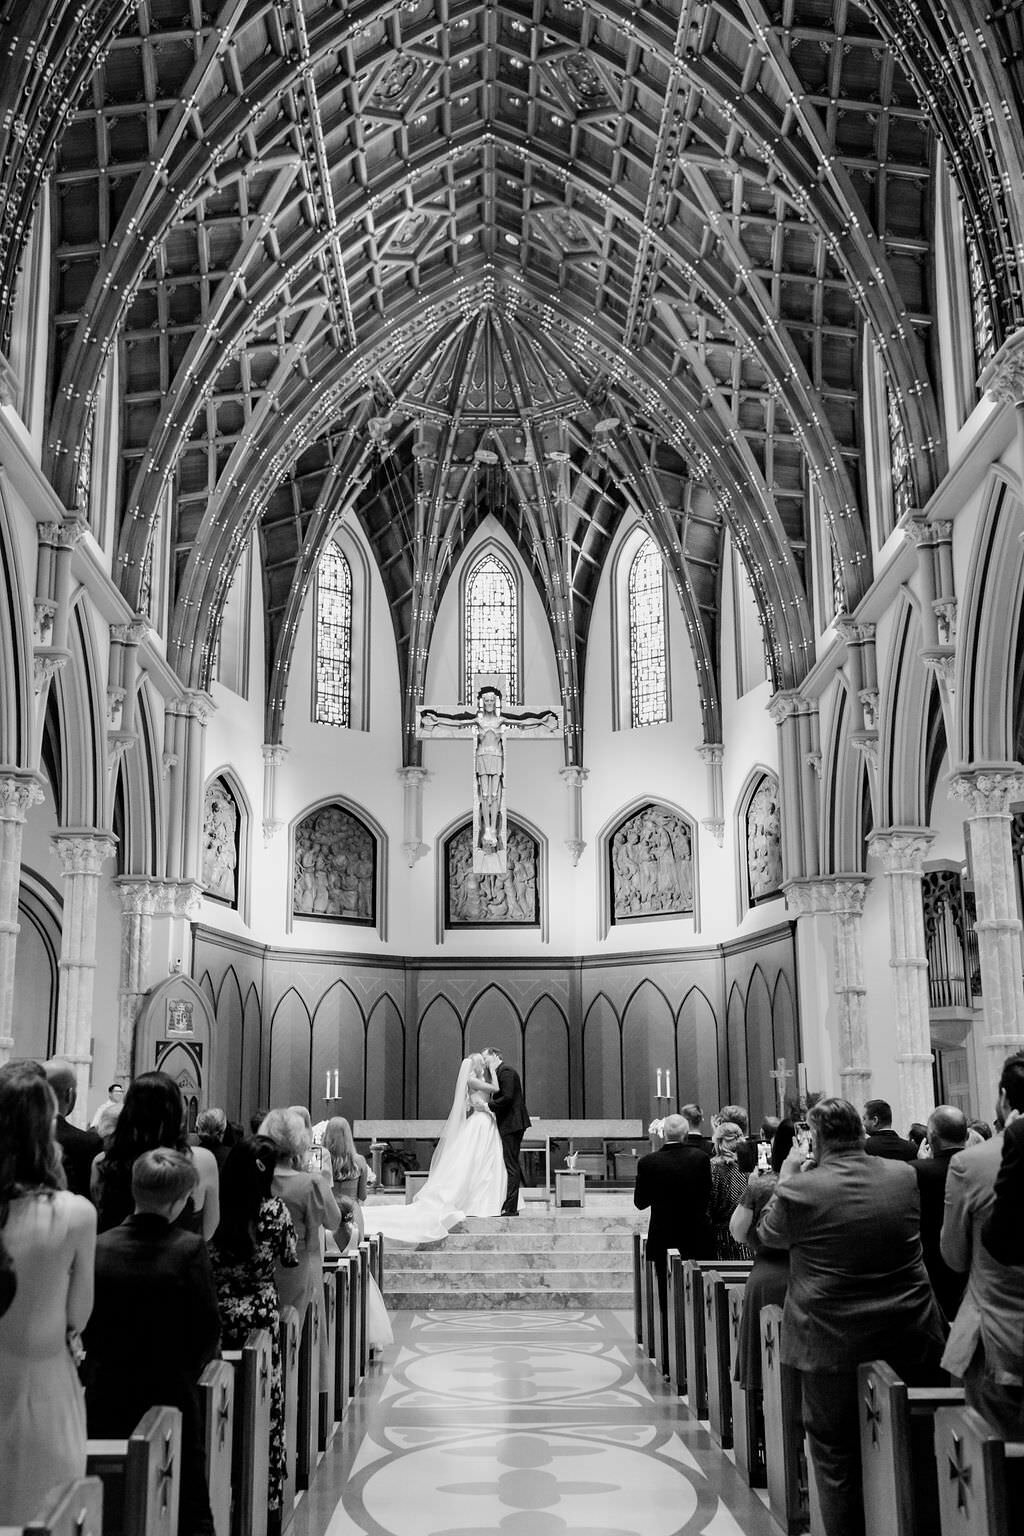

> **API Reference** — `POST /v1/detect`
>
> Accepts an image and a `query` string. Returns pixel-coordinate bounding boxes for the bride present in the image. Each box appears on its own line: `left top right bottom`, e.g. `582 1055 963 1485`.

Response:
361 1054 506 1244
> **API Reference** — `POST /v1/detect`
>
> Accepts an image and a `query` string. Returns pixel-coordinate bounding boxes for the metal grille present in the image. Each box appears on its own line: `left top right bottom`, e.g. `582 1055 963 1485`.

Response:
314 541 352 727
966 231 996 376
464 552 517 703
629 537 668 728
886 383 913 527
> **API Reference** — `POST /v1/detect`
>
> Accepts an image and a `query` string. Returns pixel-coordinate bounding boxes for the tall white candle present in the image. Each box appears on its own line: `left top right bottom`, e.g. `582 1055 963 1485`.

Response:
666 1069 672 1099
334 1069 340 1098
656 1068 663 1098
325 1070 330 1099
798 1062 808 1098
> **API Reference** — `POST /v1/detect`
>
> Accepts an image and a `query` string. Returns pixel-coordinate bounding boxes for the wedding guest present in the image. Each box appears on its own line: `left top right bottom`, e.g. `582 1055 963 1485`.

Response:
982 1115 1024 1265
89 1082 124 1129
633 1112 712 1320
85 1149 220 1536
709 1120 753 1259
863 1098 917 1160
92 1072 219 1239
915 1106 968 1322
194 1108 231 1171
717 1104 756 1172
968 1118 994 1141
44 1059 101 1198
908 1122 928 1156
0 1229 14 1318
0 1071 96 1522
259 1107 340 1315
679 1103 712 1152
323 1117 368 1248
730 1120 795 1392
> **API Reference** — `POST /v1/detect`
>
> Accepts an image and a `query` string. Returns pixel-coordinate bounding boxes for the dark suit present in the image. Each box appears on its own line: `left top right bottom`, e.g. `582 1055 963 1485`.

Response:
760 1149 944 1536
490 1061 530 1215
55 1115 102 1198
865 1127 917 1161
982 1116 1024 1266
84 1213 221 1536
915 1150 967 1321
633 1139 713 1298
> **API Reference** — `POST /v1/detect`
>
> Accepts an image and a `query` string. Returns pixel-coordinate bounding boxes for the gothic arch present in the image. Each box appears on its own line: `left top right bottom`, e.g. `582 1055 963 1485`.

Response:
597 794 699 939
365 993 405 1118
523 995 571 1117
434 806 548 944
289 794 387 940
0 485 33 768
456 529 527 706
267 986 314 1111
820 677 868 873
956 473 1024 765
676 985 722 1117
50 599 106 829
608 520 672 732
877 593 932 827
202 765 252 923
622 977 674 1121
735 765 784 914
415 994 463 1116
582 991 622 1118
311 977 368 1121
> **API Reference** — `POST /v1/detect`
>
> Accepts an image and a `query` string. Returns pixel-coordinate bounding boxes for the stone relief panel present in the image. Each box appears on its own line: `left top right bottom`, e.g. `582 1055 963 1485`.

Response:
202 777 239 905
445 819 539 927
610 804 694 922
746 773 783 903
293 804 376 924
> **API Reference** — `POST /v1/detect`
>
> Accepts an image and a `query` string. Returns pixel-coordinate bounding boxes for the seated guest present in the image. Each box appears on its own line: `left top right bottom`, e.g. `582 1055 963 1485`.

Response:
209 1137 297 1519
679 1102 712 1151
982 1115 1024 1266
709 1120 753 1259
916 1106 969 1322
759 1097 944 1536
730 1120 794 1392
717 1103 756 1172
43 1058 101 1198
85 1150 220 1536
863 1098 917 1160
0 1070 96 1523
92 1071 219 1239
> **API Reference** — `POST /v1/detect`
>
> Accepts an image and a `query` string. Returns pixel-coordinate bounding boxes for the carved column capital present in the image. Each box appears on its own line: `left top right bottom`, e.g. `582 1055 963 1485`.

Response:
979 327 1024 404
262 743 289 769
868 827 935 875
51 831 118 877
0 773 45 823
768 690 807 724
948 765 1024 816
115 876 161 916
559 765 589 789
37 517 86 551
696 743 724 767
396 766 430 787
784 875 869 917
111 619 150 646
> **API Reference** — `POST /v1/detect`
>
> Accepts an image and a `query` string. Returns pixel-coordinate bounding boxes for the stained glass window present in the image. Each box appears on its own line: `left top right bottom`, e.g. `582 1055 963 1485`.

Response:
464 551 518 702
314 540 352 727
966 229 996 375
886 381 913 527
628 536 668 727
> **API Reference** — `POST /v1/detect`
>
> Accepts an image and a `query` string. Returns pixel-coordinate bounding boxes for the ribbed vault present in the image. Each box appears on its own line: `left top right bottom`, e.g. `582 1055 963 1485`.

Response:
2 0 1021 761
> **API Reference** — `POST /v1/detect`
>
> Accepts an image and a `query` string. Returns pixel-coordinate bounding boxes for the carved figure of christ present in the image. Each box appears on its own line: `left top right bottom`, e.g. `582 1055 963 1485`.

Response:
416 683 563 873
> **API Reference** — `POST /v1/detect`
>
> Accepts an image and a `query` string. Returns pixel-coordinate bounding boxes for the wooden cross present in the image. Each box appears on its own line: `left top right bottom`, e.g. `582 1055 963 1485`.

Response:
416 673 562 873
770 1056 793 1120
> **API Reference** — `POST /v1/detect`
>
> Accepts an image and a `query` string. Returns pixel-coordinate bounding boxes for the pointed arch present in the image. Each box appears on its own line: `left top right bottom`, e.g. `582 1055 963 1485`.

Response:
735 765 784 915
289 794 387 940
268 987 313 1111
745 964 775 1130
582 991 623 1118
676 985 722 1118
202 765 252 923
622 977 674 1121
51 599 106 828
523 996 570 1118
464 982 524 1068
311 977 368 1121
597 794 699 938
878 592 932 827
0 484 33 767
725 979 747 1108
416 995 463 1116
366 993 405 1118
956 473 1024 765
460 538 523 705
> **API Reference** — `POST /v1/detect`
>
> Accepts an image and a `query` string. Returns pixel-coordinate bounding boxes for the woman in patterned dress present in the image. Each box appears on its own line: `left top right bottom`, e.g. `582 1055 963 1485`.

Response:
208 1137 298 1516
708 1119 754 1261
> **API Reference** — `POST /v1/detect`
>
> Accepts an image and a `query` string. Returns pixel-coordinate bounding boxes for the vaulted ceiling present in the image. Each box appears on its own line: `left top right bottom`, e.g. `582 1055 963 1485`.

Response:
3 0 1024 763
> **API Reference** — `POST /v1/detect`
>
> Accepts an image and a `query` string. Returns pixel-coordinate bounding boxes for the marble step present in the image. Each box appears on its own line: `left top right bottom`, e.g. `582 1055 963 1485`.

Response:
387 1246 632 1272
387 1232 634 1255
384 1286 630 1311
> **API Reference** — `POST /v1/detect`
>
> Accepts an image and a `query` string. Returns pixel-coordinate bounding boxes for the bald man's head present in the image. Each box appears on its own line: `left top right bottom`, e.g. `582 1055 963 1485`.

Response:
927 1105 968 1153
44 1059 77 1115
662 1114 687 1142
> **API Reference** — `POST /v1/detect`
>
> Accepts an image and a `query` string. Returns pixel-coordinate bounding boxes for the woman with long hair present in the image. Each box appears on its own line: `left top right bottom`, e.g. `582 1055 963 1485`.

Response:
208 1136 297 1518
91 1071 219 1238
321 1117 392 1349
730 1120 796 1392
0 1069 96 1521
708 1119 754 1261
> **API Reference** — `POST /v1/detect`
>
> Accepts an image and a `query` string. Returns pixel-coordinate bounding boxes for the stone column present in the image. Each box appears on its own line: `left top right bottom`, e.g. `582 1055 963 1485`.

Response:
786 875 871 1103
868 828 936 1128
948 766 1024 1083
696 744 724 846
261 743 289 846
0 773 45 1061
397 766 429 867
51 831 117 1113
560 765 589 865
116 877 159 1078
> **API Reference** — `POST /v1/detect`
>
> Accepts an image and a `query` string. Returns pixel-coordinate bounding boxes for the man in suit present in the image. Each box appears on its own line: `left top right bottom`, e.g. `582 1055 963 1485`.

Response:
484 1046 530 1216
44 1058 101 1197
940 1052 1024 1443
983 1114 1024 1265
915 1104 968 1321
633 1112 713 1322
759 1097 944 1536
85 1148 221 1536
863 1097 917 1160
680 1102 713 1152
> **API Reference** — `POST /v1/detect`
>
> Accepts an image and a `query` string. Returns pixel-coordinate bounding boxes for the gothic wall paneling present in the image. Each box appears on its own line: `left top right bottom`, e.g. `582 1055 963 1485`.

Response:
745 966 775 1127
365 995 405 1118
523 998 571 1117
416 996 463 1116
725 983 748 1114
212 968 245 1124
242 984 263 1124
772 973 800 1098
622 980 675 1119
676 987 722 1117
582 994 622 1117
464 984 521 1070
311 980 366 1121
268 989 313 1111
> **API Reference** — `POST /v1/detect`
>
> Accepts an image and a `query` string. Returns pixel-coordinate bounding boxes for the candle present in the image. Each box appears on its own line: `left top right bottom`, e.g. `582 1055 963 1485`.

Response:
798 1062 809 1099
666 1069 672 1099
334 1069 340 1098
656 1068 663 1098
325 1070 330 1099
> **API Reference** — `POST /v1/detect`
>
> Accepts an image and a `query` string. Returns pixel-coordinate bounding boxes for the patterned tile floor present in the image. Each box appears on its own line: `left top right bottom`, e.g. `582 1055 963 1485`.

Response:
294 1310 777 1536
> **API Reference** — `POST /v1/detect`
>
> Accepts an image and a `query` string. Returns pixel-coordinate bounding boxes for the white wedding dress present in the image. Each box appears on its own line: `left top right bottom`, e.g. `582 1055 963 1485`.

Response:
362 1060 507 1244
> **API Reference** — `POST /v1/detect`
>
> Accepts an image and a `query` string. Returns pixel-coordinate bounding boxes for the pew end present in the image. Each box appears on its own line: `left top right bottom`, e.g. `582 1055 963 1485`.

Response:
87 1406 182 1536
199 1360 234 1536
858 1360 966 1536
12 1478 103 1536
933 1406 1024 1536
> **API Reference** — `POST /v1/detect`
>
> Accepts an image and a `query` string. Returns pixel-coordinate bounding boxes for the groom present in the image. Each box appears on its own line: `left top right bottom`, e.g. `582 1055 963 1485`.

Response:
484 1047 530 1216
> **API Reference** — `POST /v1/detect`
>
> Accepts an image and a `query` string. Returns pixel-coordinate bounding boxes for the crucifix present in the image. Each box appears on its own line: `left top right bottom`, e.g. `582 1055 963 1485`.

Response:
416 673 563 873
770 1056 794 1120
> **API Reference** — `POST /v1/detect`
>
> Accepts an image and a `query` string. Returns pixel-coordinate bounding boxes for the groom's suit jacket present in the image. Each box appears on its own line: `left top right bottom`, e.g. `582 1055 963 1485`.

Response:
491 1062 530 1133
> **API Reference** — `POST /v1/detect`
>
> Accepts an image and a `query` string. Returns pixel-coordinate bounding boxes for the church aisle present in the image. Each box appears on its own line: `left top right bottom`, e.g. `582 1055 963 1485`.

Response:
294 1309 777 1536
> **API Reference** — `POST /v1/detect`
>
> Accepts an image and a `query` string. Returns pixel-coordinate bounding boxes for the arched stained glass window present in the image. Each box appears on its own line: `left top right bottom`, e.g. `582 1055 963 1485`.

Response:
629 536 668 727
464 550 518 701
314 541 352 727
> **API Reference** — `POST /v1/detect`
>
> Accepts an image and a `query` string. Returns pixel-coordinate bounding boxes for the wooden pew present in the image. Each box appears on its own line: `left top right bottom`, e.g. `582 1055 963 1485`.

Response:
728 1284 766 1488
703 1271 748 1449
666 1250 686 1394
642 1246 657 1361
857 1360 964 1536
319 1269 337 1448
760 1304 808 1535
324 1257 351 1421
277 1306 300 1520
15 1478 103 1536
296 1291 322 1491
86 1405 181 1536
681 1259 752 1420
357 1243 370 1375
632 1230 643 1345
221 1328 271 1536
934 1406 1024 1536
346 1252 362 1398
198 1360 234 1536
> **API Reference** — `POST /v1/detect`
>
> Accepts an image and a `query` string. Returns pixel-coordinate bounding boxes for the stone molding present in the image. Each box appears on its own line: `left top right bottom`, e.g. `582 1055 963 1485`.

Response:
867 828 935 874
51 831 117 877
0 774 45 822
948 766 1024 816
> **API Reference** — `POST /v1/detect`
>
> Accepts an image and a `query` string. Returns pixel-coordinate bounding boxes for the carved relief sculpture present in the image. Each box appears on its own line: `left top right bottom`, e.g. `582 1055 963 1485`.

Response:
293 804 376 923
446 821 539 927
202 778 239 905
610 805 694 921
746 775 783 902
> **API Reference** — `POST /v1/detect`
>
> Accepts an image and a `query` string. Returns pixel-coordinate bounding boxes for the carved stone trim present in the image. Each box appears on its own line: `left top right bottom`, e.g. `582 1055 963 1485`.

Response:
868 828 935 874
111 620 150 646
401 838 429 867
37 518 86 551
948 766 1024 816
51 832 118 877
116 877 161 916
262 743 289 769
565 837 586 866
784 875 868 917
701 816 724 847
559 766 590 789
979 327 1024 404
921 648 956 692
33 650 69 694
0 774 45 822
33 600 56 644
